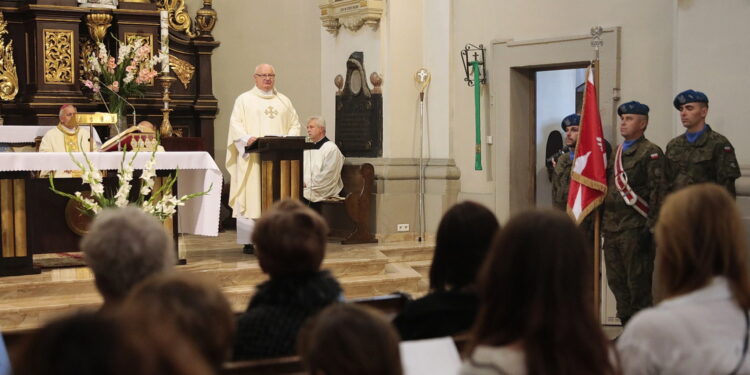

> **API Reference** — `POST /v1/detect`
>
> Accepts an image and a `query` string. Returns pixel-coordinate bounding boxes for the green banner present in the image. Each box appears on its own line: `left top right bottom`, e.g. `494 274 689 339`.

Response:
472 61 482 171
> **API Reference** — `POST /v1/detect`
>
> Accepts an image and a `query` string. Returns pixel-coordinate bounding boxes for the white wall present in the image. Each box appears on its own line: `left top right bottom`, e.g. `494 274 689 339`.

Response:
535 69 578 207
675 0 750 164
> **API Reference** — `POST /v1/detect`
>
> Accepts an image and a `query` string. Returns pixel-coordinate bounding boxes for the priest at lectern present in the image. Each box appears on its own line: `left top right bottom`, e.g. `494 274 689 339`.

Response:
226 63 301 253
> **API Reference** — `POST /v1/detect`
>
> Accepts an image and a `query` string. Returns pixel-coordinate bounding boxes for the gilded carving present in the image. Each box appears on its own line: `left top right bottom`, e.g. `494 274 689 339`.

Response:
195 0 217 36
0 12 18 100
85 13 112 43
44 29 75 85
156 0 198 39
168 54 194 89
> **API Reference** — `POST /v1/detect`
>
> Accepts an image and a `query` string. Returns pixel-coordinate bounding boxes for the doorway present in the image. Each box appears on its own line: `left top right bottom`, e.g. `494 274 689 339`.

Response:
535 67 587 208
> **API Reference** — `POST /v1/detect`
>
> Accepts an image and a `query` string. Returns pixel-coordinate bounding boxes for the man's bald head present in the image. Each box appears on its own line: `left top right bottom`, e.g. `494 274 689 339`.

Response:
253 64 276 92
137 121 156 133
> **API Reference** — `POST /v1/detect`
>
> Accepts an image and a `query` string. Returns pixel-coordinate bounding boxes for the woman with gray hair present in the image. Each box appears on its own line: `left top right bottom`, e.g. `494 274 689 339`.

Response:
81 206 175 312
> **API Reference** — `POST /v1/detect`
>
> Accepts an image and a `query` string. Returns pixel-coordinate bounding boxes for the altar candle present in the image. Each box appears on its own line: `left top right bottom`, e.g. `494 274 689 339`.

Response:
160 10 170 73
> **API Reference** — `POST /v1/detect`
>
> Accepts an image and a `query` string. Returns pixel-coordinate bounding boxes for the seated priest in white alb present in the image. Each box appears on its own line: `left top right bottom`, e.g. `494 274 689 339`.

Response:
39 104 93 177
99 120 164 152
303 116 344 211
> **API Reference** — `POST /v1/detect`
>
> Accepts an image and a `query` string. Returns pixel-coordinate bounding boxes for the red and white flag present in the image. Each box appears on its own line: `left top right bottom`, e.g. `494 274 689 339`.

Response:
567 67 607 224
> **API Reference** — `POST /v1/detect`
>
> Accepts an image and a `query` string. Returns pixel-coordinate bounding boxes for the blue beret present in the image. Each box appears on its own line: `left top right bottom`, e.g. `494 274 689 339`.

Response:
560 114 580 130
673 89 708 110
618 101 650 116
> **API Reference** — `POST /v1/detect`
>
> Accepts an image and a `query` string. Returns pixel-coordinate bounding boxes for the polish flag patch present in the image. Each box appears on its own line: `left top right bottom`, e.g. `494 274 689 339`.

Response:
650 153 660 159
724 146 733 152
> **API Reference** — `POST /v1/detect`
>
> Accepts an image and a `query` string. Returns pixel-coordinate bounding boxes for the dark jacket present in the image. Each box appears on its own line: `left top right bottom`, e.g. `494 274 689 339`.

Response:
232 270 342 360
393 289 478 341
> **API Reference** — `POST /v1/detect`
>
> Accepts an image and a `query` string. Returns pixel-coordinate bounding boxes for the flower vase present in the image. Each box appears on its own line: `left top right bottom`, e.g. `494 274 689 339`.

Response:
109 113 126 142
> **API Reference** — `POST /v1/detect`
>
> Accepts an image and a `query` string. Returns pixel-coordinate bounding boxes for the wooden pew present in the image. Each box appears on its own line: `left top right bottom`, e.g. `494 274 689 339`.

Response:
320 162 377 244
220 334 469 375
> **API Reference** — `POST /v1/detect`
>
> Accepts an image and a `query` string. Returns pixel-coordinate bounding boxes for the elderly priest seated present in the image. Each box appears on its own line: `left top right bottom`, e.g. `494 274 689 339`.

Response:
302 116 344 211
38 104 95 177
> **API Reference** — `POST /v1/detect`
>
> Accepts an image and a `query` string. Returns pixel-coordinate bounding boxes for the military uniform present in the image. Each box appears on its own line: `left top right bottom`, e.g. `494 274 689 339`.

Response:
665 125 740 196
603 136 666 325
551 151 573 211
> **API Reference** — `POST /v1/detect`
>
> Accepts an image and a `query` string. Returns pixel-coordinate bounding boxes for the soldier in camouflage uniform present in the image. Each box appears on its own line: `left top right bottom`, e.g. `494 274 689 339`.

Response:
666 90 741 196
551 114 610 247
603 101 667 326
550 114 579 210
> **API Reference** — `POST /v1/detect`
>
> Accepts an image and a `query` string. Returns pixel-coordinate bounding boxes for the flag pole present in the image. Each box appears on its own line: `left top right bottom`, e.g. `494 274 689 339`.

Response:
590 26 603 322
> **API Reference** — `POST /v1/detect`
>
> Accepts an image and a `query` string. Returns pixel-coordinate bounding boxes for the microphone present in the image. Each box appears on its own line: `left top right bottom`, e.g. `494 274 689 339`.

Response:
98 83 137 134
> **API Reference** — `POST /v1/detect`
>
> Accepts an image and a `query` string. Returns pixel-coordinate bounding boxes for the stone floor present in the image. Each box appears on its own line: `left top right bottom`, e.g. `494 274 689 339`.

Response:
0 231 435 332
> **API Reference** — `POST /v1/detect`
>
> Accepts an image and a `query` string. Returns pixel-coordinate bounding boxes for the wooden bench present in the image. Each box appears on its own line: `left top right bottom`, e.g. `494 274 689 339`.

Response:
221 334 469 375
321 162 377 244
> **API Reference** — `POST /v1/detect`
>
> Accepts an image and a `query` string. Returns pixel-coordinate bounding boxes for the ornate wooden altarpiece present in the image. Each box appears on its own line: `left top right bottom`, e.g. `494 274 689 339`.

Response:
0 0 219 156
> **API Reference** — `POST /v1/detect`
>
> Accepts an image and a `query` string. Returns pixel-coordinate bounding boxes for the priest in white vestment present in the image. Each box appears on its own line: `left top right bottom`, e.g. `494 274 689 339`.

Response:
226 64 301 252
39 104 93 177
303 116 344 209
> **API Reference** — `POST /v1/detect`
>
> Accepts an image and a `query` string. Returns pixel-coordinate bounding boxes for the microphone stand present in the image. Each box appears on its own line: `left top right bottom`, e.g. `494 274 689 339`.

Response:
99 84 137 150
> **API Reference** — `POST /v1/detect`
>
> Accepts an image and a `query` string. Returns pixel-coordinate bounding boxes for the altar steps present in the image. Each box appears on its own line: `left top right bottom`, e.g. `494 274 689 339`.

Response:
0 235 434 332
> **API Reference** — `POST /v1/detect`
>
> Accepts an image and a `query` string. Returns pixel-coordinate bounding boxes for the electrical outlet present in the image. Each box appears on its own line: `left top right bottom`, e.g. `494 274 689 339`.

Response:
397 224 409 232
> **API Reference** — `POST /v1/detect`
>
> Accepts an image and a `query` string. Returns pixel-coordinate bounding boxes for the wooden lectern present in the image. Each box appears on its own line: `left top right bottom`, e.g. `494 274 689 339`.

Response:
245 136 310 213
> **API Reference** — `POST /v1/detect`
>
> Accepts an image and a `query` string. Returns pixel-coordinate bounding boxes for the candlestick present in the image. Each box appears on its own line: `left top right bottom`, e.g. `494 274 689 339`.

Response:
160 10 170 73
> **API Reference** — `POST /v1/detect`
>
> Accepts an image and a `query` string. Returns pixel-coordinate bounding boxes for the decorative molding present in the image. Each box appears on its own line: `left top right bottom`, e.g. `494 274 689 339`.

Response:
0 12 18 100
168 54 194 89
43 29 74 85
85 13 112 43
156 0 198 39
334 74 343 95
319 0 384 35
194 0 216 36
370 72 382 94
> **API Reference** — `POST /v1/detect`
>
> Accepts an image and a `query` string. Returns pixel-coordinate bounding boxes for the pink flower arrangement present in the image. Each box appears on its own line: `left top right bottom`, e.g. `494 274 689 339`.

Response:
81 38 167 115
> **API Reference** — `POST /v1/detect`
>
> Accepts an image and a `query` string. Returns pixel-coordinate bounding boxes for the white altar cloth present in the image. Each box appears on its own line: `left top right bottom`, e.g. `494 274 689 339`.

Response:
0 151 221 236
0 125 102 144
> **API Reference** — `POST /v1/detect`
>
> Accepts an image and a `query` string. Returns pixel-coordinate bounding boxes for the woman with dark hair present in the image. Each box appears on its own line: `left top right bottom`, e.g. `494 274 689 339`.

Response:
618 183 750 374
298 304 403 375
11 311 213 375
393 201 499 340
232 199 343 360
461 209 618 375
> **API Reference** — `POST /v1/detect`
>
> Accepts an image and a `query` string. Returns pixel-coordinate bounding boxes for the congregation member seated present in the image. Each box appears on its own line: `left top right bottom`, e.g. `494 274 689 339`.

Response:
302 115 344 211
232 199 343 360
119 273 235 372
394 201 499 340
617 183 750 374
298 304 403 375
80 206 175 313
11 311 213 375
461 210 619 375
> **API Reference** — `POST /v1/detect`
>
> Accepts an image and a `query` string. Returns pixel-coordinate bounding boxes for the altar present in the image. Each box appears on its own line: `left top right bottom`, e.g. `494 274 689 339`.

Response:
0 151 221 275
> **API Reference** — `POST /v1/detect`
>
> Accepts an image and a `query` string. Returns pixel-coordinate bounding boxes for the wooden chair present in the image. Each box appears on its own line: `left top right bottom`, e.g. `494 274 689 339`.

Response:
320 163 377 244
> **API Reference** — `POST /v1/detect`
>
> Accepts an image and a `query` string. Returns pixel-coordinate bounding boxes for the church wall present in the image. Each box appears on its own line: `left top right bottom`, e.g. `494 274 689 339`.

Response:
203 0 322 177
675 0 750 165
321 0 460 241
451 0 676 220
